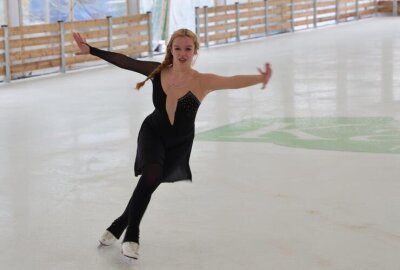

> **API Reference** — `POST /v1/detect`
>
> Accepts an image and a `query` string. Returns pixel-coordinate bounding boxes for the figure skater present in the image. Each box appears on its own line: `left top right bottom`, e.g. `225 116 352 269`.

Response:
73 28 272 259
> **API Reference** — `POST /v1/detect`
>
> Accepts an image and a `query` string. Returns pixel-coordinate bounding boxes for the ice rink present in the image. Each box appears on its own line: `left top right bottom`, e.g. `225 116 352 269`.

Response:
1 17 399 270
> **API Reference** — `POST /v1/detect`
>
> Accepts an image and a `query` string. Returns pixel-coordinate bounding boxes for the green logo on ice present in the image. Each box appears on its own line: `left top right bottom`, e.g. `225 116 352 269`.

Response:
196 117 400 154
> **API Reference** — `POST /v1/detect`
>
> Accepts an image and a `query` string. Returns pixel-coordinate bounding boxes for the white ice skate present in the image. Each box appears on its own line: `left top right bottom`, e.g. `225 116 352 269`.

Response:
122 242 139 259
99 230 117 246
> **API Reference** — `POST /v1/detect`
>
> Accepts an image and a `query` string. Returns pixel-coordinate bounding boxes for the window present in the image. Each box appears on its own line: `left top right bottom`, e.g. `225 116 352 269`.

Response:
0 0 6 25
22 0 127 25
74 0 127 20
50 0 69 22
23 0 46 25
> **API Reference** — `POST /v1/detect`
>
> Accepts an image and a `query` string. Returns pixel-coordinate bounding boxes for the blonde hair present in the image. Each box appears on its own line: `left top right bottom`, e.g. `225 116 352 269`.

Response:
136 28 200 90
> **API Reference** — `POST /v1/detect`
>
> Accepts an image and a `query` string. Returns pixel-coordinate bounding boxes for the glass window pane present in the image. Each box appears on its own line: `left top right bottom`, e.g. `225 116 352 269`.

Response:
24 0 46 25
50 0 69 22
105 0 126 17
20 0 128 24
74 0 126 21
0 0 6 25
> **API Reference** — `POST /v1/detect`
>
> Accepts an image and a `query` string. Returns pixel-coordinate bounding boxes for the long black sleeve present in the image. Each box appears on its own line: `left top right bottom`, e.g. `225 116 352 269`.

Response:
89 46 160 77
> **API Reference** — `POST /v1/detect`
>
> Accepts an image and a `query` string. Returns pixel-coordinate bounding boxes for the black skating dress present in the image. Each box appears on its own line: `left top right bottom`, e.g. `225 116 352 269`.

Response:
89 47 201 182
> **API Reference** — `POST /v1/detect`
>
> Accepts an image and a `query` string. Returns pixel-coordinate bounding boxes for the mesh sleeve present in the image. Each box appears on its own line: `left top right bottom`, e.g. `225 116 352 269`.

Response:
89 46 160 77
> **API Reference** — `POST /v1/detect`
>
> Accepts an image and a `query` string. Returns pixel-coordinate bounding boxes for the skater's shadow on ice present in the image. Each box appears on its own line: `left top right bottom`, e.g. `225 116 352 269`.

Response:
97 244 138 268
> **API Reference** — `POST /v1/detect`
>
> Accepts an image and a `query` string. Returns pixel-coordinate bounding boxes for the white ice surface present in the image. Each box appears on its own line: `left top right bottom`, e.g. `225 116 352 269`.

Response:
0 17 399 270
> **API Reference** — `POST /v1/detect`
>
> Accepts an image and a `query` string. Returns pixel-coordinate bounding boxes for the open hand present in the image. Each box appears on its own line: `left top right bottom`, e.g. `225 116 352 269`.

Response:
258 63 272 90
72 32 90 55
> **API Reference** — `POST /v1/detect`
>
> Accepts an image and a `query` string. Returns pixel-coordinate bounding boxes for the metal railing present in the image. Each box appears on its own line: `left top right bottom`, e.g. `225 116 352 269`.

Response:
194 0 398 48
0 12 152 83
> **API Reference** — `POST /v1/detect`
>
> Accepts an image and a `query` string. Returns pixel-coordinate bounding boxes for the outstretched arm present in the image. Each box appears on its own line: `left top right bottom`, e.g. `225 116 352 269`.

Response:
200 63 272 93
72 32 159 77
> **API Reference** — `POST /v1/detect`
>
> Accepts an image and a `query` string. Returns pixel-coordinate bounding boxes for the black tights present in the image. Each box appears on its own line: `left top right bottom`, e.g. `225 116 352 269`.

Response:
106 164 163 243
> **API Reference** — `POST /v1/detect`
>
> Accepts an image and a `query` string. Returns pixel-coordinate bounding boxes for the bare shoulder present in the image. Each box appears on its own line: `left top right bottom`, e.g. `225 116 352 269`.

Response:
197 72 216 83
195 72 219 94
190 71 211 100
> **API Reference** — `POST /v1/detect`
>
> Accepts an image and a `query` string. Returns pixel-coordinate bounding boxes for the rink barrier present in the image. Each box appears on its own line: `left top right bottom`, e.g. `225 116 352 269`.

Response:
0 1 399 83
107 16 113 51
378 0 399 13
194 0 398 47
1 25 11 82
147 11 153 58
0 12 151 82
59 21 66 74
